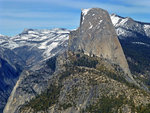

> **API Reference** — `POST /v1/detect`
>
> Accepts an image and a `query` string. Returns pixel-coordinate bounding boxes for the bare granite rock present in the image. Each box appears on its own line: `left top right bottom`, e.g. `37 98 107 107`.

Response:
69 8 135 83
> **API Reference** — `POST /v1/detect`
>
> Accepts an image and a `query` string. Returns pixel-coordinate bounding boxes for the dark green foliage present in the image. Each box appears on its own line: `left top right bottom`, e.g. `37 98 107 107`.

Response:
136 104 150 113
22 84 60 112
96 64 134 87
89 78 98 86
97 65 139 89
69 52 138 89
73 55 98 68
84 95 145 113
59 70 72 81
104 69 126 84
59 103 72 110
59 53 98 81
85 95 125 113
145 79 150 90
46 56 57 71
76 53 80 58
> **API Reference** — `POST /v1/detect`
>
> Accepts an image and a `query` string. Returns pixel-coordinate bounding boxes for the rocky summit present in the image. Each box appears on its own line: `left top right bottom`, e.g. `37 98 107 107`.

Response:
3 8 150 113
69 8 135 83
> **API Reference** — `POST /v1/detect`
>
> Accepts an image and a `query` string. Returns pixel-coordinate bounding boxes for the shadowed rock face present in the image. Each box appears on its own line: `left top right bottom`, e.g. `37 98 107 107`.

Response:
69 8 135 82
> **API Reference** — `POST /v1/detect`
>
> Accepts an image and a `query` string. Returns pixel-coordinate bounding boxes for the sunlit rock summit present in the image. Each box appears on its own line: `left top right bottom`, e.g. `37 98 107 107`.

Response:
69 8 134 83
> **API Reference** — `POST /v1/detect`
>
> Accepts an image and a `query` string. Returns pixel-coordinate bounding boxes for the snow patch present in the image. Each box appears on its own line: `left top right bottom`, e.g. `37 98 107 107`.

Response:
144 25 150 30
89 22 93 29
120 18 128 25
110 14 129 27
92 14 95 16
81 8 91 24
99 20 103 24
44 42 59 57
71 28 77 31
56 30 69 34
82 8 91 16
28 31 36 34
132 42 150 47
0 34 5 37
38 41 47 49
144 25 150 37
110 15 120 26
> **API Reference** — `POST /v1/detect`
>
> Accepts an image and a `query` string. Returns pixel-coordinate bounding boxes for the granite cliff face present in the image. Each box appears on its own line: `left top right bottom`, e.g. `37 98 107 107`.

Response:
69 8 134 83
110 14 150 92
3 62 54 113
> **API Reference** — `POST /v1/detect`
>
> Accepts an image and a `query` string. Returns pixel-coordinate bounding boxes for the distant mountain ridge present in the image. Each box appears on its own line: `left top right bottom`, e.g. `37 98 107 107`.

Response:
0 28 69 60
110 14 150 38
0 28 69 112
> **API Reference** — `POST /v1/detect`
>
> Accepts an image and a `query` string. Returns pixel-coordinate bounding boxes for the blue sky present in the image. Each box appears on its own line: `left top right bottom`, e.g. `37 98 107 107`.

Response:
0 0 150 36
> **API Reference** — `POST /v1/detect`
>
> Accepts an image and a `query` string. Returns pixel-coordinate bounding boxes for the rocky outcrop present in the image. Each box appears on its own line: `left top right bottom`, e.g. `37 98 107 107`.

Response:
3 61 54 113
69 8 135 83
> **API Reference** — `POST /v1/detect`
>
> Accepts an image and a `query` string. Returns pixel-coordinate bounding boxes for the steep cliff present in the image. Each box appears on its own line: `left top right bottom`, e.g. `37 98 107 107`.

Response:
69 8 135 83
110 14 150 90
0 48 24 112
